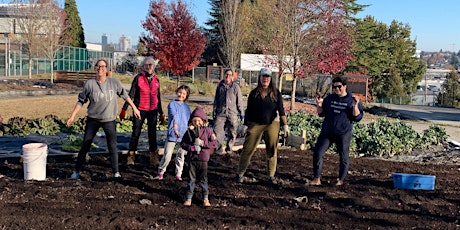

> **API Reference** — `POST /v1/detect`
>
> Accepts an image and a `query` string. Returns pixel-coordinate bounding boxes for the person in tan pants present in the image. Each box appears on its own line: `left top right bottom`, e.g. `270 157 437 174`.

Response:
237 68 289 185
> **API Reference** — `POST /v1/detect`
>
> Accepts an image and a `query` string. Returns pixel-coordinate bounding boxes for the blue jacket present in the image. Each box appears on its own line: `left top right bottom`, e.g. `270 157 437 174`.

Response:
166 100 191 142
319 92 363 135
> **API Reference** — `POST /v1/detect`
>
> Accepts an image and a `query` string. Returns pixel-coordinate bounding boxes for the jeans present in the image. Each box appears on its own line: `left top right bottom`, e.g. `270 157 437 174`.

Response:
313 131 352 181
75 118 119 173
129 109 158 152
237 121 280 177
186 160 209 200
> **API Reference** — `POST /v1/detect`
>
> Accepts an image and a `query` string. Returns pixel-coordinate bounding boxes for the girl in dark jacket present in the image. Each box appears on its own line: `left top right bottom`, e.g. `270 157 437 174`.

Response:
180 107 218 207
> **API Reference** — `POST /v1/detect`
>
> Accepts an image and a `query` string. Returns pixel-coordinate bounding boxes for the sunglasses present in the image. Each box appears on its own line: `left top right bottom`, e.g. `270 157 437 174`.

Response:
332 85 343 89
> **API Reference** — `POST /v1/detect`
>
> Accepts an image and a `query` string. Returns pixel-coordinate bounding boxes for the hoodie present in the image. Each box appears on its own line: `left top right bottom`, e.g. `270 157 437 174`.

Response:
180 107 218 162
319 92 364 135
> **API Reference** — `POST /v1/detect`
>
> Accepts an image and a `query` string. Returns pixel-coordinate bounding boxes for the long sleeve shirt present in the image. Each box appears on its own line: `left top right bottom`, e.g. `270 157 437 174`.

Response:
77 78 128 122
319 92 364 135
213 80 244 117
245 88 286 125
181 126 218 162
166 100 191 142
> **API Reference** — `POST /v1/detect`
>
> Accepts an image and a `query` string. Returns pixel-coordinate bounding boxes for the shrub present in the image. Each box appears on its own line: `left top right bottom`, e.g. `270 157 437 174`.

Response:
286 111 448 158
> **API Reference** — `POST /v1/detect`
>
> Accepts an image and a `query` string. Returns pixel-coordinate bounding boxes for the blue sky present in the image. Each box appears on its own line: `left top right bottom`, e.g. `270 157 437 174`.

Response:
78 0 458 52
78 0 210 45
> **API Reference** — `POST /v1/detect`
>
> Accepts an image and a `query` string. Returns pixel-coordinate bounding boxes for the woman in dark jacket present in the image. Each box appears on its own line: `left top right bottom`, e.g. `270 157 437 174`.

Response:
236 68 289 185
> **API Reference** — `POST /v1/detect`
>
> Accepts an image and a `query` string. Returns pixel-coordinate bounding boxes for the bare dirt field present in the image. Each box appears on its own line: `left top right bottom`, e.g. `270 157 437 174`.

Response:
0 147 459 229
0 82 459 229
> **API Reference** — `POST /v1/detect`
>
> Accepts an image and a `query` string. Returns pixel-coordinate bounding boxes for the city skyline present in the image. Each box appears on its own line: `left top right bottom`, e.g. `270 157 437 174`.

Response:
78 0 460 52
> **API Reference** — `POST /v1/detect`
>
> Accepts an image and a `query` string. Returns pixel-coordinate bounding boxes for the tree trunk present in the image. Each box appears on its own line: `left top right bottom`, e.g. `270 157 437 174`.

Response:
50 60 54 84
290 76 297 110
28 58 32 79
278 73 283 93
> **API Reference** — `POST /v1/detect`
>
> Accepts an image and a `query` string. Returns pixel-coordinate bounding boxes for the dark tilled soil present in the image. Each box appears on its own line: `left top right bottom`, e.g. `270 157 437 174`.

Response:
0 149 459 229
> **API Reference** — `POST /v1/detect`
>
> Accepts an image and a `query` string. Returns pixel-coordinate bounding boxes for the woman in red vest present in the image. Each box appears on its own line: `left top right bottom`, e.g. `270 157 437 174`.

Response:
120 57 165 165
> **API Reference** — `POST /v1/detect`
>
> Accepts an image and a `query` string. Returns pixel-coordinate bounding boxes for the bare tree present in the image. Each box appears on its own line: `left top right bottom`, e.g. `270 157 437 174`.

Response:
7 0 46 79
36 0 67 84
255 0 352 110
219 0 246 71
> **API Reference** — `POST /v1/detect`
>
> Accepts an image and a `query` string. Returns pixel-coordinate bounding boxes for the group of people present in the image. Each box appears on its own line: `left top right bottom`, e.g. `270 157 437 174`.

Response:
66 57 363 207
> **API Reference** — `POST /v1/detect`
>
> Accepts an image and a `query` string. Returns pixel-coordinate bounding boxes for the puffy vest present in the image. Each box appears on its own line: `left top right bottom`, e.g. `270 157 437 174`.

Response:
137 73 159 111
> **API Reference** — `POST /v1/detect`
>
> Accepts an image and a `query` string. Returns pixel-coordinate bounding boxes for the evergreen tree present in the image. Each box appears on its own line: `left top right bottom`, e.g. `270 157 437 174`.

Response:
202 0 223 66
438 68 460 107
346 16 425 98
62 0 86 48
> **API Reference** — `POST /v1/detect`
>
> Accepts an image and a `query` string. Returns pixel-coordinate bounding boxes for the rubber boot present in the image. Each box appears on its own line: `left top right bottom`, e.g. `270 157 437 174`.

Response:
127 151 135 165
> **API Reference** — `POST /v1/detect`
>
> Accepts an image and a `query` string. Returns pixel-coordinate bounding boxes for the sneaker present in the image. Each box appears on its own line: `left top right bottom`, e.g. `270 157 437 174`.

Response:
236 175 257 183
184 200 192 206
236 175 243 183
153 174 163 180
268 176 278 185
175 176 182 181
203 200 211 207
215 149 225 155
70 171 80 179
113 172 122 178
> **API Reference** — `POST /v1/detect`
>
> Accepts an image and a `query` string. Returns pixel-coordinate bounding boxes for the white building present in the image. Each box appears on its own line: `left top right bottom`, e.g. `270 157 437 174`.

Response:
119 35 132 52
86 43 102 51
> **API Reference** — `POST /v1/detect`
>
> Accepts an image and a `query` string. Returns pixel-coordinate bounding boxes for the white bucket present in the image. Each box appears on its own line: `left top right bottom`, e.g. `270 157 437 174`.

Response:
22 143 48 181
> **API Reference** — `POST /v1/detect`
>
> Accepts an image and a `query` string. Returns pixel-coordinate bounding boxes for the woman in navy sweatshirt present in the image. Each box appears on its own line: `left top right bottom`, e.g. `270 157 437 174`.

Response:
310 76 363 186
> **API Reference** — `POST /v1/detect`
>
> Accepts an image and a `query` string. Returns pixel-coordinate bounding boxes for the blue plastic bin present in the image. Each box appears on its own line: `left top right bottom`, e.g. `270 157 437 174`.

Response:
392 173 436 190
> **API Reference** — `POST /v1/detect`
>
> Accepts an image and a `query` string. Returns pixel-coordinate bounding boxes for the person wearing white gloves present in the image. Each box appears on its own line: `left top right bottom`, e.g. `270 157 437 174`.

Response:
236 67 289 185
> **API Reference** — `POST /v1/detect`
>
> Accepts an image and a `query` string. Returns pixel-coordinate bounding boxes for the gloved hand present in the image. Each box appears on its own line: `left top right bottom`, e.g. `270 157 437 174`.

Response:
119 109 127 120
282 125 290 138
192 145 201 153
194 138 204 146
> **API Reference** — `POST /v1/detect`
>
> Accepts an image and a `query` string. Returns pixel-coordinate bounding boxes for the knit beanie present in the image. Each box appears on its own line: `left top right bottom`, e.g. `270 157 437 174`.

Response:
190 107 208 123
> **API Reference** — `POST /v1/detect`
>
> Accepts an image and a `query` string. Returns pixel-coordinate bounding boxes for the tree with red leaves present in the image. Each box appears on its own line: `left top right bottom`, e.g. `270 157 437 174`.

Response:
259 0 353 110
142 0 206 79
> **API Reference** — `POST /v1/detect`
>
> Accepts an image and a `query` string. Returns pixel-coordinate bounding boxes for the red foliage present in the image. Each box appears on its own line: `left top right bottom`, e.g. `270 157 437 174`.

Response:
312 0 352 75
142 0 206 76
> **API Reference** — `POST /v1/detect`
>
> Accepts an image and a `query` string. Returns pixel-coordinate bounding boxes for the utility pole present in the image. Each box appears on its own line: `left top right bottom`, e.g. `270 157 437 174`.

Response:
449 43 456 52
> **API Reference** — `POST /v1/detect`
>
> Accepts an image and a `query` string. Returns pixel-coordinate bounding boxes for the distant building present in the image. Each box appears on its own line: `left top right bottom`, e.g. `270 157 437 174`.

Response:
86 43 102 51
119 35 132 52
101 33 108 47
